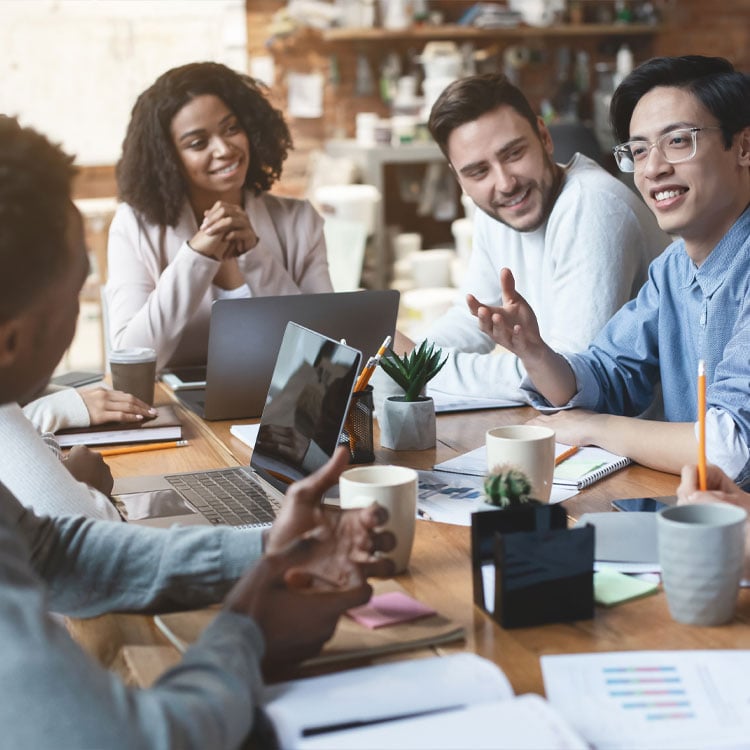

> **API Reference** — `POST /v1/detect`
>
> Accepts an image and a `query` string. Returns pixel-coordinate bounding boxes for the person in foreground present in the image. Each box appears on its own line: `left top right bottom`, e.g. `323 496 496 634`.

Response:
389 72 667 403
0 115 393 748
677 463 750 577
106 61 333 371
470 56 750 485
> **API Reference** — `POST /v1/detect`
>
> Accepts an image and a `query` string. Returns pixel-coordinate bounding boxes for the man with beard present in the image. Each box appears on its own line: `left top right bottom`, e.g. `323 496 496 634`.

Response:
390 73 668 405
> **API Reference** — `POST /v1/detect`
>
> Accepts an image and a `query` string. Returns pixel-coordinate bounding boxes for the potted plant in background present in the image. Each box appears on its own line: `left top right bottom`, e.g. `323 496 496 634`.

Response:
378 340 447 450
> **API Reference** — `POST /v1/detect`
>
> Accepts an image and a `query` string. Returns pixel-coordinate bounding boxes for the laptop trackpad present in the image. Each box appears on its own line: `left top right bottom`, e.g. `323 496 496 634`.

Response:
119 488 199 521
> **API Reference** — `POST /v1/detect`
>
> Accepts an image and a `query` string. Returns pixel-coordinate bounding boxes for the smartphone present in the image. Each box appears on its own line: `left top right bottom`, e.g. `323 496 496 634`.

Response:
611 496 673 513
160 366 207 391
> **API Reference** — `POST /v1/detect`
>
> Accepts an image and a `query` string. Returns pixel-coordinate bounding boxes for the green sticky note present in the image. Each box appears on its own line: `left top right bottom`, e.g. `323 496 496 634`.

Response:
554 460 606 481
593 568 660 607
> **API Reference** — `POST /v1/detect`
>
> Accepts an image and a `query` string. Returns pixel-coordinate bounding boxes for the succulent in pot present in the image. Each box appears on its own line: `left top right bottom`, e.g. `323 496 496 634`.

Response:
377 341 447 450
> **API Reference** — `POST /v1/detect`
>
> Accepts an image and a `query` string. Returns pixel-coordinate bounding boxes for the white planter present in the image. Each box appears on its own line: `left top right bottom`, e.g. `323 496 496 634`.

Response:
379 396 436 451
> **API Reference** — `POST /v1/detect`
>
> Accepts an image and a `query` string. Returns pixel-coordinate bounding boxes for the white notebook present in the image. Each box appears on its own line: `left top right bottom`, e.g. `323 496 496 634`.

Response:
264 653 587 749
434 443 631 490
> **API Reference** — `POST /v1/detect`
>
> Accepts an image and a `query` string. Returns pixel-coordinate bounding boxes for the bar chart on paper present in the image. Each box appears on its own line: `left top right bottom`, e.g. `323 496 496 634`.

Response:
541 650 750 749
601 663 693 721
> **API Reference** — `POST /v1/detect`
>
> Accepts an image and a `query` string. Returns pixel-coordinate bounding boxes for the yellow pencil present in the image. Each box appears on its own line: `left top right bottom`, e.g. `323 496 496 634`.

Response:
97 439 188 457
555 445 580 467
697 359 707 491
354 335 392 392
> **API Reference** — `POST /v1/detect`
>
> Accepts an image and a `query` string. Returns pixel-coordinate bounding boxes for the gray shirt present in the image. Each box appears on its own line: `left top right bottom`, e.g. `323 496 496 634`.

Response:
0 480 266 748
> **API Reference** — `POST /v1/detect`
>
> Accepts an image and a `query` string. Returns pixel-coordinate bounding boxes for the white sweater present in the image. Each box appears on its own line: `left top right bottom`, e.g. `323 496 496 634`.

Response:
0 402 120 521
424 155 670 402
106 192 333 371
22 385 91 434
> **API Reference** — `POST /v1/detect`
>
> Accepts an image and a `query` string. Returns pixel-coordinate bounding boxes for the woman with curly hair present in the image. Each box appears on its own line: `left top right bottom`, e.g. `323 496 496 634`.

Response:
105 62 333 371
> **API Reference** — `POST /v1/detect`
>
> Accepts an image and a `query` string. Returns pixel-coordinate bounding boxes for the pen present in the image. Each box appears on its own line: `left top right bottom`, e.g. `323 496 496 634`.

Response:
697 359 707 491
554 445 580 467
417 507 434 521
96 439 188 457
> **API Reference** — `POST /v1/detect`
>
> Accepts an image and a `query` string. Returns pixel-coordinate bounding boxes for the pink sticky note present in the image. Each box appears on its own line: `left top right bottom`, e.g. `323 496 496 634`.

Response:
346 591 437 629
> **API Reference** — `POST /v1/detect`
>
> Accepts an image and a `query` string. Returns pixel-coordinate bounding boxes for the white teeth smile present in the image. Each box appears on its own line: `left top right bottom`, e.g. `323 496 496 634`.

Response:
503 189 529 208
654 189 686 201
212 161 240 175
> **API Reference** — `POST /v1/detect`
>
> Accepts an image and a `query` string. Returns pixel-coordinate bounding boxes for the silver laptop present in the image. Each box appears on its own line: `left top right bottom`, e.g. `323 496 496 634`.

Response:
174 289 399 420
114 322 361 529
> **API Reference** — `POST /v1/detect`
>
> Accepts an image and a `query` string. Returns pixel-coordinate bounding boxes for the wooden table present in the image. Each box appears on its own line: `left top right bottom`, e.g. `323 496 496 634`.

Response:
67 390 750 694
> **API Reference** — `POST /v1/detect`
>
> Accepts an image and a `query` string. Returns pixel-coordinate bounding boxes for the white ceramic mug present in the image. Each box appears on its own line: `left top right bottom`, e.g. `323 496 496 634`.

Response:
485 425 556 502
339 465 418 574
658 503 747 626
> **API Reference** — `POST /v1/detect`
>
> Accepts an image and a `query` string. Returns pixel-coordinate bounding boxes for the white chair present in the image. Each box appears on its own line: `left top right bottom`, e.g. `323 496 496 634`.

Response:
322 217 368 292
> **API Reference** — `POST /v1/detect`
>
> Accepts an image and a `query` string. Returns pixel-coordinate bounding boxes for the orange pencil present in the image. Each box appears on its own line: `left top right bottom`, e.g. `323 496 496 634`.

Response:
697 359 707 491
354 335 392 392
555 445 580 467
97 439 188 457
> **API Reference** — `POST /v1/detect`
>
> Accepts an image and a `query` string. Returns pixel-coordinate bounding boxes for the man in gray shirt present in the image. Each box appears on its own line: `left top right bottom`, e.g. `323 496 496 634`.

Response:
0 116 393 748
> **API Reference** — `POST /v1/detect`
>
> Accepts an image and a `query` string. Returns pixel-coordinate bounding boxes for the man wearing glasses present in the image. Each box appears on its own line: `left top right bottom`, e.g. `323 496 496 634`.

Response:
469 55 750 487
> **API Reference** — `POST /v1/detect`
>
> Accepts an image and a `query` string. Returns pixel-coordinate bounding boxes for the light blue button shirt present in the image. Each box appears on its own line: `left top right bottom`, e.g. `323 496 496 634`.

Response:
523 206 750 487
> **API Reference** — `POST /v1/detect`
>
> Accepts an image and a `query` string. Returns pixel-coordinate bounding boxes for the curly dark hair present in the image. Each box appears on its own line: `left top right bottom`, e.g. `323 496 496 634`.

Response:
428 73 540 159
116 61 292 226
610 55 749 148
0 116 76 322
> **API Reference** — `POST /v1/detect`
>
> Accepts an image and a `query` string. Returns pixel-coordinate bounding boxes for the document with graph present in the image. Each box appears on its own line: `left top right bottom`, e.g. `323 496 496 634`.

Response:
541 650 750 750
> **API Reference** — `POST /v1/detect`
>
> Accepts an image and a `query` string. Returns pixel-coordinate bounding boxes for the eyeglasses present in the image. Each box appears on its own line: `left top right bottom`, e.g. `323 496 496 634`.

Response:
612 126 722 173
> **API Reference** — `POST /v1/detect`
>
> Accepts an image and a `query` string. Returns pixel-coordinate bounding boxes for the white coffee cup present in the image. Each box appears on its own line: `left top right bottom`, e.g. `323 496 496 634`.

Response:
485 425 556 502
658 503 747 626
339 465 418 574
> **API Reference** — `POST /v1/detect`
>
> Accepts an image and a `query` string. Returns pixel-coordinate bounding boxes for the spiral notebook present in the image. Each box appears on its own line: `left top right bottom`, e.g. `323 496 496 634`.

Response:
434 443 632 490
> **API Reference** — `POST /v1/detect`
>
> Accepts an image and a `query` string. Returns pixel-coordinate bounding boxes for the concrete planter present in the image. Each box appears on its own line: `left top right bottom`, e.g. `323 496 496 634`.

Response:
379 395 436 451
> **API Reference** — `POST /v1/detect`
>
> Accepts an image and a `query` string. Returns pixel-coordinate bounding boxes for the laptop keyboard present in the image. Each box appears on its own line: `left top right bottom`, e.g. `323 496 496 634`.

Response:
165 467 280 528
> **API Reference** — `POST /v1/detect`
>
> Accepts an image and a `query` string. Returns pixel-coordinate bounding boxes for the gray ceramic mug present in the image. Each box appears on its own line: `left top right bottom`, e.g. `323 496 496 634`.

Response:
657 503 747 626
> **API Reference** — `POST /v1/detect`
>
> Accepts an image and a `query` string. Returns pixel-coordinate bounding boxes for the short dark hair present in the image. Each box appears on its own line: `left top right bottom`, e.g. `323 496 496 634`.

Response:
428 73 540 158
610 55 750 148
116 61 292 226
0 116 76 322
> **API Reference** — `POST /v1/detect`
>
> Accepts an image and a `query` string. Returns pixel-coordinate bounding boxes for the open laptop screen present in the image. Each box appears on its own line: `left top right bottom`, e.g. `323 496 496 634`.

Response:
250 322 360 495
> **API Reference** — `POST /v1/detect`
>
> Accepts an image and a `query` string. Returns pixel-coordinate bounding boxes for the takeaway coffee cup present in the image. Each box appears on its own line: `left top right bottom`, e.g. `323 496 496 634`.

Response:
109 347 157 406
658 503 747 626
339 465 418 574
486 425 556 502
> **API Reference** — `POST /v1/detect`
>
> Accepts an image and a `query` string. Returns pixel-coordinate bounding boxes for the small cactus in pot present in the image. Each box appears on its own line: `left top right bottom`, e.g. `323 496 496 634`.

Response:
483 464 540 508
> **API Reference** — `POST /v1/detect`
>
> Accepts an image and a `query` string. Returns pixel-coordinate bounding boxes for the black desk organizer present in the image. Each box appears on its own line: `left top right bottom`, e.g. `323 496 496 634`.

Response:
471 505 594 628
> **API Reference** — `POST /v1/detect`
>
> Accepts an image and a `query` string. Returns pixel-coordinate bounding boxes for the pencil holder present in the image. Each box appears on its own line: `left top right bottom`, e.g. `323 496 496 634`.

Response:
470 506 594 628
340 386 375 464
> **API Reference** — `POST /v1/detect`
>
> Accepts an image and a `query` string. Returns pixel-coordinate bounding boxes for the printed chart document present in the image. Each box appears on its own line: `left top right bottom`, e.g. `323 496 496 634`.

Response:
542 650 750 750
417 470 577 525
434 443 631 490
264 653 588 749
